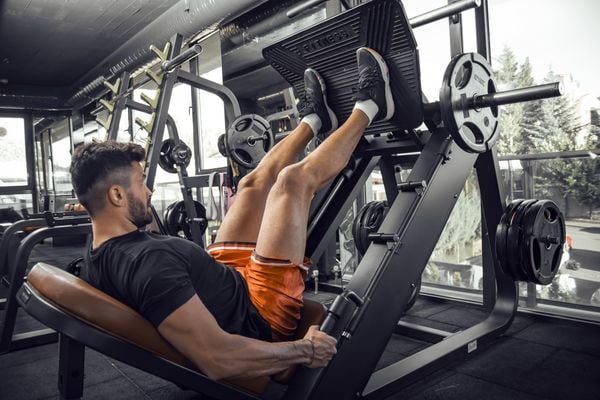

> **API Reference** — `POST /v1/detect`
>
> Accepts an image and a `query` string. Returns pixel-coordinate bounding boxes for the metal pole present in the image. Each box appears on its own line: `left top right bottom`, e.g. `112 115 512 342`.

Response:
410 0 481 28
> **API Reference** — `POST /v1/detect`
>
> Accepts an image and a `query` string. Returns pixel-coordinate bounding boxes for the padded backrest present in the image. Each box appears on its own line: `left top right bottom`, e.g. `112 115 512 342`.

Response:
27 262 193 367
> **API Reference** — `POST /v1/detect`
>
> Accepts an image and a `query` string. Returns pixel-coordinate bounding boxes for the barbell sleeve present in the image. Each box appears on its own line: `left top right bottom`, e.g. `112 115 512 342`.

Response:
409 0 481 28
470 82 563 109
161 44 203 72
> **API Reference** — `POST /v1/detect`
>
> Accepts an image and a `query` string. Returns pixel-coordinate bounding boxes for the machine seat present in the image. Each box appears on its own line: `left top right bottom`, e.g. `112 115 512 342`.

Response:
18 262 327 397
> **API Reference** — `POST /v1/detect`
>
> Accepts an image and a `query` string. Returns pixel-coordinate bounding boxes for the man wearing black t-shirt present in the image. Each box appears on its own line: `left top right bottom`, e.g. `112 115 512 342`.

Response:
70 48 395 380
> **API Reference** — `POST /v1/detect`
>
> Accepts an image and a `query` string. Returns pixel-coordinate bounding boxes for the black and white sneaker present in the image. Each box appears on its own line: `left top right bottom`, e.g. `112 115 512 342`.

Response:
297 68 338 142
355 47 395 121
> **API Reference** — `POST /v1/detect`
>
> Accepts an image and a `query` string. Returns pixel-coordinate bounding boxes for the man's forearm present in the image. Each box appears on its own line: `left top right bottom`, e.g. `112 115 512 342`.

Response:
206 334 313 380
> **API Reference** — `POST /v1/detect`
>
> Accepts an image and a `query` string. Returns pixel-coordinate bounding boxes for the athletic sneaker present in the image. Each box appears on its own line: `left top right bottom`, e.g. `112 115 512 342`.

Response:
355 47 395 121
297 68 338 142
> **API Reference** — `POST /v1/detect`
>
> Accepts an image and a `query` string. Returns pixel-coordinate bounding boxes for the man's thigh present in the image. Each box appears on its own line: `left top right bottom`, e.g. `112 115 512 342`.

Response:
208 242 309 341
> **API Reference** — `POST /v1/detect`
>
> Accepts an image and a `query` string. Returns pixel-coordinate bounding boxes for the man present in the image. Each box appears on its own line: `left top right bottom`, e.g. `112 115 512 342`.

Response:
70 47 394 381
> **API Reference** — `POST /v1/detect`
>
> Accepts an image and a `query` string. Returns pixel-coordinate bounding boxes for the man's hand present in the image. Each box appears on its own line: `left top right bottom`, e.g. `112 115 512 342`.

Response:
303 325 337 368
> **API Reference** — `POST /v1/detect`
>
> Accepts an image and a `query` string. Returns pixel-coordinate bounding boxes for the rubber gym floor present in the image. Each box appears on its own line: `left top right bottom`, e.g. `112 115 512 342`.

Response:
1 242 599 400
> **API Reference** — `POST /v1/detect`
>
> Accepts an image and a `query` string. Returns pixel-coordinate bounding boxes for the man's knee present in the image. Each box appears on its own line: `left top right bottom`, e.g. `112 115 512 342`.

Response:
237 170 271 194
274 163 316 195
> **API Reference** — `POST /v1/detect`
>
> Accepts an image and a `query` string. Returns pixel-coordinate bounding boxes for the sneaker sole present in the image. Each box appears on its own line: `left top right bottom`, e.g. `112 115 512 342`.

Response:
306 68 338 134
362 48 395 121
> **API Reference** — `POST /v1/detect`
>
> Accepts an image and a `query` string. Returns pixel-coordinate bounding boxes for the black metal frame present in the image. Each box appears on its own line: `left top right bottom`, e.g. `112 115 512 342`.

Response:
261 0 520 398
0 223 91 353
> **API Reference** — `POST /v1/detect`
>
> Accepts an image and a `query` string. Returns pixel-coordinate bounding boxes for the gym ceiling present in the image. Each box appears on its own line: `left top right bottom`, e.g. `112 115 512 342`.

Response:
0 0 328 111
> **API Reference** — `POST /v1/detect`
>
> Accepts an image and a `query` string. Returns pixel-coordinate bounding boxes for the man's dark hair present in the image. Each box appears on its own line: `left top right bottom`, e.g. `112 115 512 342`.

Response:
70 141 145 217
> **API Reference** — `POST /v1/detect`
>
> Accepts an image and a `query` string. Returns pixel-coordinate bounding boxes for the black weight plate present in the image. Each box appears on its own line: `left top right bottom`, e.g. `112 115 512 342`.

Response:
159 139 177 173
496 199 524 276
519 200 545 282
506 199 537 281
226 114 274 169
514 199 542 282
171 142 192 170
164 200 207 240
352 201 388 256
527 201 565 285
440 53 500 153
495 199 524 280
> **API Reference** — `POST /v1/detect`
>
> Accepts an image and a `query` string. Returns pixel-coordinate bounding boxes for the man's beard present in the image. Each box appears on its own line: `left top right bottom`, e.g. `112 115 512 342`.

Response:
127 192 153 228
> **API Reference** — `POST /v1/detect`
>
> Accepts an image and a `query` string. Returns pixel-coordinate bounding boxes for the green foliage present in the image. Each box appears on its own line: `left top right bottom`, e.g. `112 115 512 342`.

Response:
493 47 599 218
494 47 523 154
434 173 481 255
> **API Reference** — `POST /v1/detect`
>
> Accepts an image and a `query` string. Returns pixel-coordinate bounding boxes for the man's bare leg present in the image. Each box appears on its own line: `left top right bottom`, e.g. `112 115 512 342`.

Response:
256 48 395 263
216 69 338 243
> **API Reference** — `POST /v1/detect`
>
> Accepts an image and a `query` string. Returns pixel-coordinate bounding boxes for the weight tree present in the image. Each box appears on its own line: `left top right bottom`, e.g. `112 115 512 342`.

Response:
263 0 563 398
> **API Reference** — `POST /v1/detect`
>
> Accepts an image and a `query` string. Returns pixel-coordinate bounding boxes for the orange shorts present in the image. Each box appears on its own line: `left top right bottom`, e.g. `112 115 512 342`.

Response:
206 242 311 340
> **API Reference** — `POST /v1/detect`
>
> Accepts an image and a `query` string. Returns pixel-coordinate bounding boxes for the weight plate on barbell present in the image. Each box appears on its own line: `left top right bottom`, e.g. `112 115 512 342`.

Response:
164 200 208 240
226 114 274 169
159 138 192 174
440 53 500 153
352 201 388 256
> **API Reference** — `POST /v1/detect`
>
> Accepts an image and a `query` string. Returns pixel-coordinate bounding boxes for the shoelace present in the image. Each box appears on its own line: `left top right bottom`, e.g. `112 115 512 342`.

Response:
298 97 315 116
358 67 382 90
298 88 318 116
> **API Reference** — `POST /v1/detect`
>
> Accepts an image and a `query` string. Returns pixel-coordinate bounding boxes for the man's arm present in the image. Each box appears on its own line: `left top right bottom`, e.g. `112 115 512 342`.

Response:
158 294 337 380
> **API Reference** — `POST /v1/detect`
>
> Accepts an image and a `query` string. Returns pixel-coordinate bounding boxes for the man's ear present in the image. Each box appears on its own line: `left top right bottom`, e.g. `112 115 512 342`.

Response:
106 185 127 208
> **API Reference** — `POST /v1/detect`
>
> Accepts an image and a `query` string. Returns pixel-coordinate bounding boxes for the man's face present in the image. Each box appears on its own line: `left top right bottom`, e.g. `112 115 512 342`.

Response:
126 162 153 228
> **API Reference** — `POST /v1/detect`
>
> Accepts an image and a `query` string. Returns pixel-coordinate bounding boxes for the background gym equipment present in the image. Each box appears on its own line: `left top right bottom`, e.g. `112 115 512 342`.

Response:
225 114 275 169
164 200 208 240
496 199 566 285
0 223 91 353
352 201 389 257
158 138 193 174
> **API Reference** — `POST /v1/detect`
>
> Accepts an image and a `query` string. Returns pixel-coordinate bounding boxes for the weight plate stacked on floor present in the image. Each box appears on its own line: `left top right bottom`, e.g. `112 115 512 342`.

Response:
495 199 565 284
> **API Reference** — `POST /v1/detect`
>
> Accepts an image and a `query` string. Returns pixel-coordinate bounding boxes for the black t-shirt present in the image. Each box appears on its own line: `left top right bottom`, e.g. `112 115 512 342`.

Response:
85 230 272 341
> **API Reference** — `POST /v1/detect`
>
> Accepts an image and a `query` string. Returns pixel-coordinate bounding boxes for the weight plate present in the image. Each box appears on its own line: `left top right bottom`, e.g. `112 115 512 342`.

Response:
506 199 537 281
440 53 500 153
159 139 192 174
352 201 388 256
525 200 565 285
164 200 208 240
495 199 524 280
226 114 274 169
159 139 177 173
